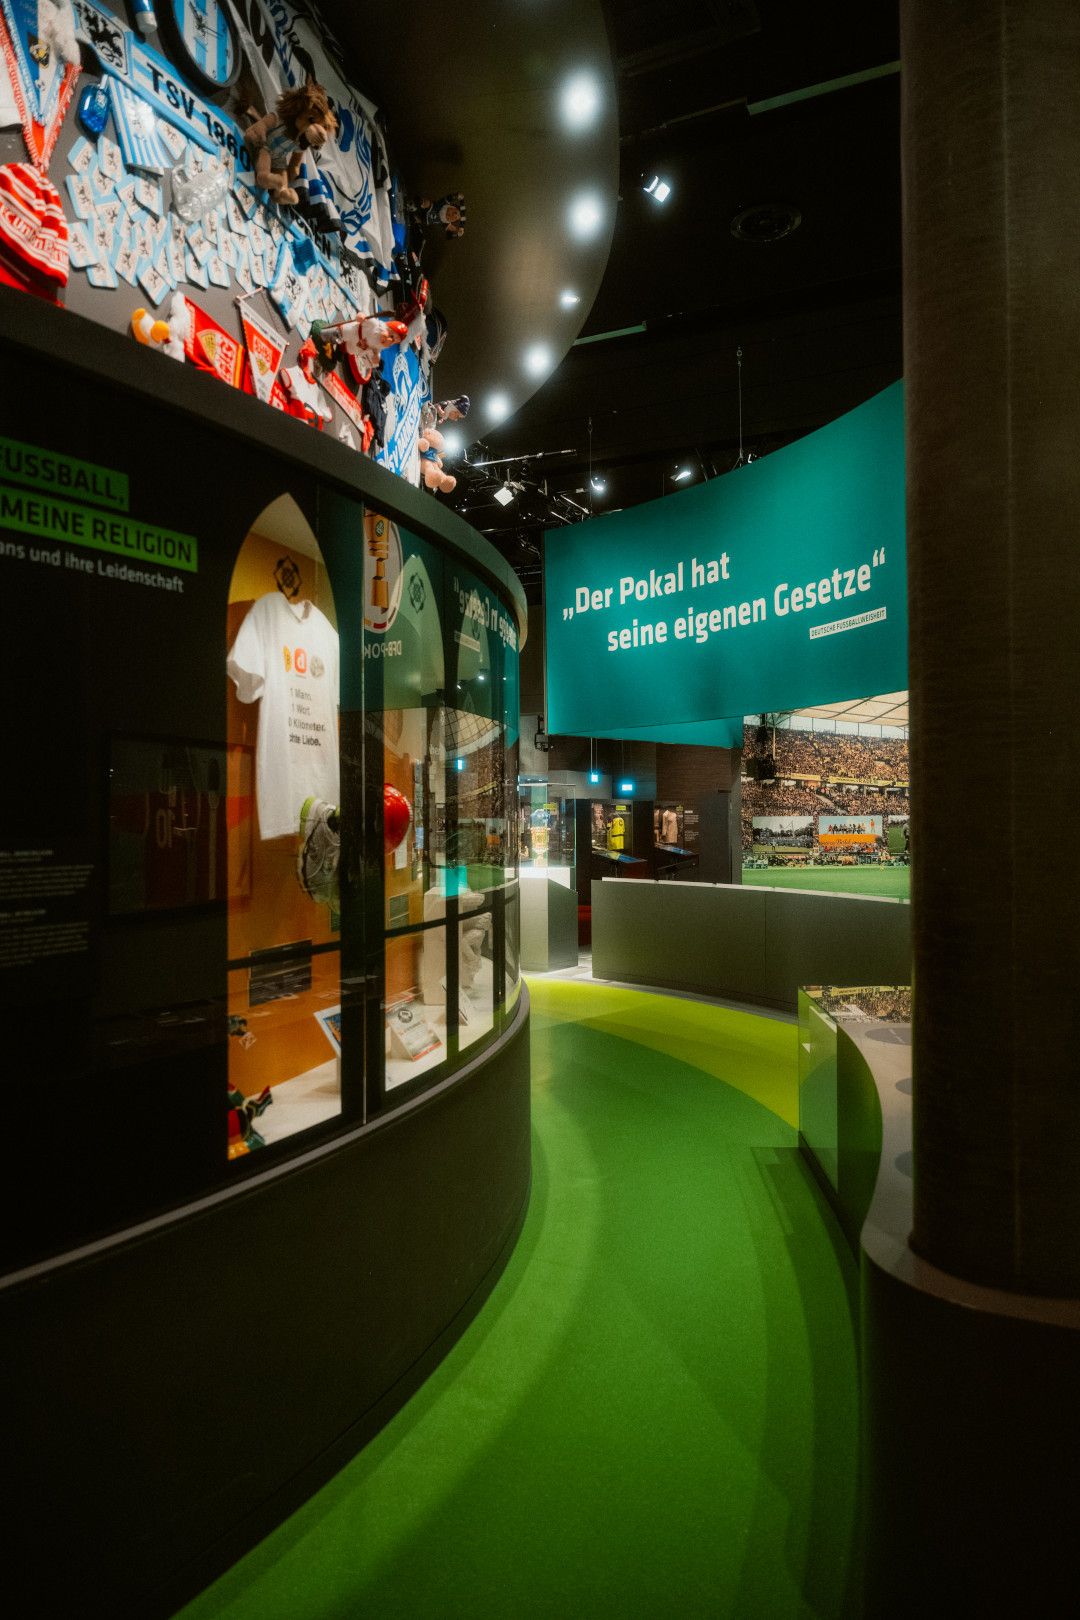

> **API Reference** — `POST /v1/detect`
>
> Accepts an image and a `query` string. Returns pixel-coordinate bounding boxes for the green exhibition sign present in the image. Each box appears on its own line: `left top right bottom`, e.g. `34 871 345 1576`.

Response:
0 435 129 512
544 383 906 734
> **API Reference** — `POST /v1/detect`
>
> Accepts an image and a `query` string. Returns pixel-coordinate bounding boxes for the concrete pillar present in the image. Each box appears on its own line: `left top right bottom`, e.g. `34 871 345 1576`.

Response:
904 0 1080 1291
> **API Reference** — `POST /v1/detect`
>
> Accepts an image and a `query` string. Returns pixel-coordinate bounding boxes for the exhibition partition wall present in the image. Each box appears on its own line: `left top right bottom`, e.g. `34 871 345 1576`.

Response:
0 297 530 1617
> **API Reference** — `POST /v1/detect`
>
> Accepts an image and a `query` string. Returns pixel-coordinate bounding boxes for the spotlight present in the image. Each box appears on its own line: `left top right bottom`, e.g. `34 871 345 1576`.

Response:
493 484 515 507
568 192 604 239
590 475 607 494
672 466 693 483
559 72 602 132
644 175 672 204
560 289 581 308
486 392 511 423
523 343 553 377
441 429 463 457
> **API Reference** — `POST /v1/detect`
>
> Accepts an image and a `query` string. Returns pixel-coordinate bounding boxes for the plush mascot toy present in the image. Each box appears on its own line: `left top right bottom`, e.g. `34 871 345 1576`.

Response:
131 291 190 361
434 394 469 425
417 402 457 494
245 83 338 207
280 337 332 427
411 192 467 238
396 274 429 351
313 314 408 386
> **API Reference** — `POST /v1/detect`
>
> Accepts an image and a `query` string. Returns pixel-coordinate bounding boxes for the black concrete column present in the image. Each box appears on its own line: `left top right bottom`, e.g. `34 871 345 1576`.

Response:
905 0 1080 1291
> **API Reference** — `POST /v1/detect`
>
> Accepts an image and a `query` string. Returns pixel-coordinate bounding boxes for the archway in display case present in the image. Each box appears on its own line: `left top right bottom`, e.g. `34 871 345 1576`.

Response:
224 495 342 1158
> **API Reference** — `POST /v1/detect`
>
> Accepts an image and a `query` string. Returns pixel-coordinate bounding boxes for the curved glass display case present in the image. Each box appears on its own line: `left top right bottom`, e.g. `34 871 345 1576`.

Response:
1 298 532 1620
0 316 525 1279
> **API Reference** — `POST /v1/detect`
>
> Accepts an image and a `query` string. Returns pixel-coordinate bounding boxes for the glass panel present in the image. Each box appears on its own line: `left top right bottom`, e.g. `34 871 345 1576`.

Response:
384 927 452 1091
446 709 506 887
457 892 496 1054
503 737 520 888
589 799 633 853
446 559 513 896
383 704 445 930
365 512 447 931
518 785 575 886
505 883 521 1009
225 498 342 1157
365 515 521 1105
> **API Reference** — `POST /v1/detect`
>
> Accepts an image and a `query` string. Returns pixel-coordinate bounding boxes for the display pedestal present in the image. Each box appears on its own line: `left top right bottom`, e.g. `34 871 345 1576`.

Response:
520 872 579 972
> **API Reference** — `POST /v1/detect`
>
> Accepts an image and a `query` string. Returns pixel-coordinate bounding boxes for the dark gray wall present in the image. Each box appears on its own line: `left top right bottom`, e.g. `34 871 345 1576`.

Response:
592 880 911 1010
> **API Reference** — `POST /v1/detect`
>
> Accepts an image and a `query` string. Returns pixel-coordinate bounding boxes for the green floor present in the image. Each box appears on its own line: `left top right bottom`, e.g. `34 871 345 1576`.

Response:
743 863 911 900
180 981 859 1620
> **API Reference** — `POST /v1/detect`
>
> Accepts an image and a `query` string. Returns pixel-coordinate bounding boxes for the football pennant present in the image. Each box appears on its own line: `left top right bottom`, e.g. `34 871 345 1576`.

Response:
184 297 246 388
319 367 366 435
238 299 287 405
0 0 81 171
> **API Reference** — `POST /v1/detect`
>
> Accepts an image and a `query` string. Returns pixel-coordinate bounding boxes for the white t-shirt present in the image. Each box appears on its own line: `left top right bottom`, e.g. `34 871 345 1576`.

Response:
227 592 340 840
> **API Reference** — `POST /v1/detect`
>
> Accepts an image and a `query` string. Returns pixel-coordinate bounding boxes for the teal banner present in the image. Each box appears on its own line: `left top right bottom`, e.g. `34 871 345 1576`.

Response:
545 383 905 735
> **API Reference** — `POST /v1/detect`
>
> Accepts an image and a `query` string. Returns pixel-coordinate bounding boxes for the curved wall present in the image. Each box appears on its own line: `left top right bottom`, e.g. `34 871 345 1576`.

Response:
0 293 532 1615
591 878 911 1011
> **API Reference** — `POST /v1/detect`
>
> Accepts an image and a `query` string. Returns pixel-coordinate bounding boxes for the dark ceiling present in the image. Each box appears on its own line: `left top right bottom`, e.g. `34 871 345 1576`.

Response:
334 1 902 599
438 0 903 598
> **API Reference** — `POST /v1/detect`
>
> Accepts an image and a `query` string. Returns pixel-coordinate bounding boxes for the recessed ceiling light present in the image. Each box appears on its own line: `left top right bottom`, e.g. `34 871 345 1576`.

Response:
730 201 802 243
523 344 553 377
559 72 602 132
560 289 581 308
644 175 672 204
486 392 511 423
568 192 604 239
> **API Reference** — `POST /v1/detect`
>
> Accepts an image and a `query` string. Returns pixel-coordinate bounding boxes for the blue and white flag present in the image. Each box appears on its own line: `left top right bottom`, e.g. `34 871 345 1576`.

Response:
375 342 428 487
227 0 394 268
107 75 167 173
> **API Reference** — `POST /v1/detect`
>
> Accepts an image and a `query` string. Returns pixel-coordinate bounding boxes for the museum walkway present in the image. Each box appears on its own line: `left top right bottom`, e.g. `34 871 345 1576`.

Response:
179 980 859 1619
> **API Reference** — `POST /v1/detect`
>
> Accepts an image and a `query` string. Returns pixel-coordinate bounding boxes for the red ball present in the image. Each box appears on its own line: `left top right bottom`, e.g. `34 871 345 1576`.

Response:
384 784 411 853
